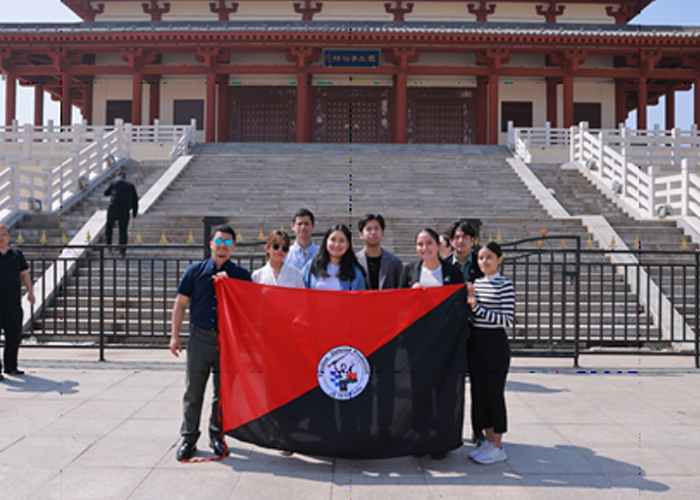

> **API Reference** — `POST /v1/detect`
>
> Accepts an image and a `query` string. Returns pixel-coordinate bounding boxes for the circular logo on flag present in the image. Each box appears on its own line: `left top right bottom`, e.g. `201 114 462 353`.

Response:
317 345 370 400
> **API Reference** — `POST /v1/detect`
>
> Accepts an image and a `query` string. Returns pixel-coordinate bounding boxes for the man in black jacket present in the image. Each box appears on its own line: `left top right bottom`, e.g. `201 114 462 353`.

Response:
104 171 138 258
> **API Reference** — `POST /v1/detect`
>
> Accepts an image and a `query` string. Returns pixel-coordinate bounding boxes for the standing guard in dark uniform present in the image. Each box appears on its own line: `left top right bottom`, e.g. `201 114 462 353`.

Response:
0 223 35 380
104 171 138 258
169 225 252 461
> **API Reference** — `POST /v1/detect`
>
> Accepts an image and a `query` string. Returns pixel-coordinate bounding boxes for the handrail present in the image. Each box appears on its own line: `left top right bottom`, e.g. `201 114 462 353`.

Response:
0 119 196 223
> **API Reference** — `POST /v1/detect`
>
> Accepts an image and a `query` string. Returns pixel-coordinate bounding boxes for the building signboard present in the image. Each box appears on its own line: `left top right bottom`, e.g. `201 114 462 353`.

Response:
323 49 381 68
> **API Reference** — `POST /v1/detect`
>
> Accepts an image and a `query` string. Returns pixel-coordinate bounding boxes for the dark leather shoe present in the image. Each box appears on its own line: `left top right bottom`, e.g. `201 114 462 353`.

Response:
0 373 4 381
4 370 24 375
430 451 448 460
176 442 197 461
210 438 227 457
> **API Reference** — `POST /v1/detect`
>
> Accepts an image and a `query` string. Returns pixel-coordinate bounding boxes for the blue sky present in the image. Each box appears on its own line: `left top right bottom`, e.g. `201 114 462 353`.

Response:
0 0 698 130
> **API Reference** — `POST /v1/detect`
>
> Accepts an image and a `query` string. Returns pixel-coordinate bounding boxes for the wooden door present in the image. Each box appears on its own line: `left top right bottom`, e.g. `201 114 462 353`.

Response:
313 87 391 143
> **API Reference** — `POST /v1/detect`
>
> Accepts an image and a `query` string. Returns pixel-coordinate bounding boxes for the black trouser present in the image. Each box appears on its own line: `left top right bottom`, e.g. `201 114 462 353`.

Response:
0 301 23 373
106 208 130 254
468 326 510 435
180 327 222 445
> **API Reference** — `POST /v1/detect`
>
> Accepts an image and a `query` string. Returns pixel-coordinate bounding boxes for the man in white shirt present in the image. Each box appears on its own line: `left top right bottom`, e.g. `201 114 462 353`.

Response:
285 208 319 270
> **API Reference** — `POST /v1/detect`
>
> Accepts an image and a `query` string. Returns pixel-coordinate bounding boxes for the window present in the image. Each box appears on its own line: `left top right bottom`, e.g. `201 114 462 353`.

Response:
174 100 204 130
106 100 132 125
501 101 533 132
574 103 602 129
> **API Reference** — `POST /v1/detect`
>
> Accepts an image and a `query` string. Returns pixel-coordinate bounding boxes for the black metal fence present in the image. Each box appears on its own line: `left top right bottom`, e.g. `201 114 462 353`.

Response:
11 236 700 367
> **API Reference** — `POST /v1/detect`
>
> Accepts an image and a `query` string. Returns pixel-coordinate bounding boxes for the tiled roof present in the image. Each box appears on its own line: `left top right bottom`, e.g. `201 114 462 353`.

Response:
1 20 699 38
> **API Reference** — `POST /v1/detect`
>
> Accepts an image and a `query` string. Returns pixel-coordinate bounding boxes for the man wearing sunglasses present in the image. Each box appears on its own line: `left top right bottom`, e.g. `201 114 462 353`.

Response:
170 225 251 461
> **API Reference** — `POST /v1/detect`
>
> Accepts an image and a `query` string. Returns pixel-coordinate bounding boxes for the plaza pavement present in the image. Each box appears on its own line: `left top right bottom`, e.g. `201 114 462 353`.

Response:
1 348 699 500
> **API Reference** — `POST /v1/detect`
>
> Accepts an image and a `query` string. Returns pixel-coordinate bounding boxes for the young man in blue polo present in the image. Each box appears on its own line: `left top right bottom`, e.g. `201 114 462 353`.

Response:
169 225 251 461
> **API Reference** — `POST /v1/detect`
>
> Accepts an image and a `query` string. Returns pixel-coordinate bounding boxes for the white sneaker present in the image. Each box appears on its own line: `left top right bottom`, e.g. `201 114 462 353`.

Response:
468 440 494 459
473 443 507 465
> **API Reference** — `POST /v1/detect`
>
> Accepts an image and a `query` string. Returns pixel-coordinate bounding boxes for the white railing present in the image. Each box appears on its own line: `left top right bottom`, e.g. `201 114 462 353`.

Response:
508 121 572 163
571 123 700 219
0 119 195 222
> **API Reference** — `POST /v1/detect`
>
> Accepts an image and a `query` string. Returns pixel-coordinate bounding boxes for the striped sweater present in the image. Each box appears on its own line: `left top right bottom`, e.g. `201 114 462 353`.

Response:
472 273 515 329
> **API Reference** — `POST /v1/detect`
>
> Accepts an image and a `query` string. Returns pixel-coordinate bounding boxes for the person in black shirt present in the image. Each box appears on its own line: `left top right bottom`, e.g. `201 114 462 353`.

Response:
0 224 35 380
170 225 251 461
355 213 403 290
104 171 138 258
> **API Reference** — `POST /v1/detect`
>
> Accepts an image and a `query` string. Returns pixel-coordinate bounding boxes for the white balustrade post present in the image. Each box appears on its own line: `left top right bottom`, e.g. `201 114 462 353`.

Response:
22 123 32 160
569 125 577 162
11 160 21 212
41 160 52 211
597 130 605 173
154 118 160 143
507 121 514 150
124 122 133 158
647 165 656 217
681 158 690 216
672 128 681 166
579 122 588 163
545 121 551 147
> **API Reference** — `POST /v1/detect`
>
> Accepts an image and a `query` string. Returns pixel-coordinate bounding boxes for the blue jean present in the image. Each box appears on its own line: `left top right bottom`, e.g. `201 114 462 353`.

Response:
180 327 222 445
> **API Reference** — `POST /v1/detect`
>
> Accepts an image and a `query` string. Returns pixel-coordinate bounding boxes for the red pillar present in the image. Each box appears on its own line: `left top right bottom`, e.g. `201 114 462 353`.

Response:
476 76 487 144
546 78 558 127
61 73 72 126
205 71 217 142
695 79 700 127
34 83 44 126
665 88 675 130
637 77 647 130
5 70 16 126
131 72 143 125
217 74 229 143
562 74 574 128
615 79 627 127
82 79 93 125
487 73 499 144
149 75 160 124
393 70 408 144
296 69 311 143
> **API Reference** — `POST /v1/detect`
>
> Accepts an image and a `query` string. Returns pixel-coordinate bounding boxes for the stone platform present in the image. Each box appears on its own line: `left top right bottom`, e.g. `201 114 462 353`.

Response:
1 349 698 500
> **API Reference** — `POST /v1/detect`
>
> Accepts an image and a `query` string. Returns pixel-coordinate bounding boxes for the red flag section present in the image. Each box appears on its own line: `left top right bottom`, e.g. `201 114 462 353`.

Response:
216 279 464 431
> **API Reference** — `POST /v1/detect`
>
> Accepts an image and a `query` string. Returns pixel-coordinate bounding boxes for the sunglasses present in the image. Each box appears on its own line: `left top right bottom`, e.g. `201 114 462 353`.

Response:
272 243 290 252
214 237 233 247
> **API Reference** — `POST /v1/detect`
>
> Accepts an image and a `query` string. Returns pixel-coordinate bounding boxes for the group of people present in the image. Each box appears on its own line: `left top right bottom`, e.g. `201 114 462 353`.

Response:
169 208 515 465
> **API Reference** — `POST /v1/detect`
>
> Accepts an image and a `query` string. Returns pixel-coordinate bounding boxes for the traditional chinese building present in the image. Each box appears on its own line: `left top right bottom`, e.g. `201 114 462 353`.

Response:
1 0 699 144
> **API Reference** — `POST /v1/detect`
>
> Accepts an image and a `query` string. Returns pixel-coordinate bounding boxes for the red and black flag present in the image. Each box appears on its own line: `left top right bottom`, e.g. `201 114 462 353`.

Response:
216 279 467 459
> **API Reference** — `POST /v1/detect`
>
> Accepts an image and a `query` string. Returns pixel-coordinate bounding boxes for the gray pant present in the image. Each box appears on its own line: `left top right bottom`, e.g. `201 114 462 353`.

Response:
180 327 222 445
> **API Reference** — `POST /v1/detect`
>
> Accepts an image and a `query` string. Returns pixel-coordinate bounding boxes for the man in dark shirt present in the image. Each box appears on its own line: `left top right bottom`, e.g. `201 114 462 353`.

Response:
447 218 485 446
0 224 35 380
355 213 403 290
103 171 138 258
169 225 251 461
448 219 483 284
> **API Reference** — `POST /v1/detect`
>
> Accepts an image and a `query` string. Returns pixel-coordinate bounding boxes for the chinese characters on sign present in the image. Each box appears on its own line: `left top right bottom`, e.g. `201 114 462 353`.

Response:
323 49 381 69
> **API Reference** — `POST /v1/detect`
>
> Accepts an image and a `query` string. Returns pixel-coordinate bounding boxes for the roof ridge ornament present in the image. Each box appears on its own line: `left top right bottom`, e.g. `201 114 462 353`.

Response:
384 1 414 22
67 1 105 22
467 1 496 23
606 0 643 25
141 0 171 22
536 1 565 24
293 1 323 21
209 0 239 21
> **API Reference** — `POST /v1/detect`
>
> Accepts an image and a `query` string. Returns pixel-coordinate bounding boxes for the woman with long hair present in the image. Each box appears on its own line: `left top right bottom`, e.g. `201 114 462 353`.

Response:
252 230 304 288
302 224 365 290
399 227 465 461
466 242 515 465
399 227 463 289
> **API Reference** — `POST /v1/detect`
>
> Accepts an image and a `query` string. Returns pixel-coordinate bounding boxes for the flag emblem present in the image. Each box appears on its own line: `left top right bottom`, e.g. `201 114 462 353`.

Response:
317 345 370 400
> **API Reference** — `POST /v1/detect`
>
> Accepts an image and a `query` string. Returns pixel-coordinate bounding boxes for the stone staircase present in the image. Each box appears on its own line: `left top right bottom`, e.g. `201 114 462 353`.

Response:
24 144 664 347
529 163 698 335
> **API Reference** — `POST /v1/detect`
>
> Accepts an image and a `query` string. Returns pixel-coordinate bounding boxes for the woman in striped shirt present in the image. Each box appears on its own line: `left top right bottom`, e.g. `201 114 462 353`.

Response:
466 242 515 465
